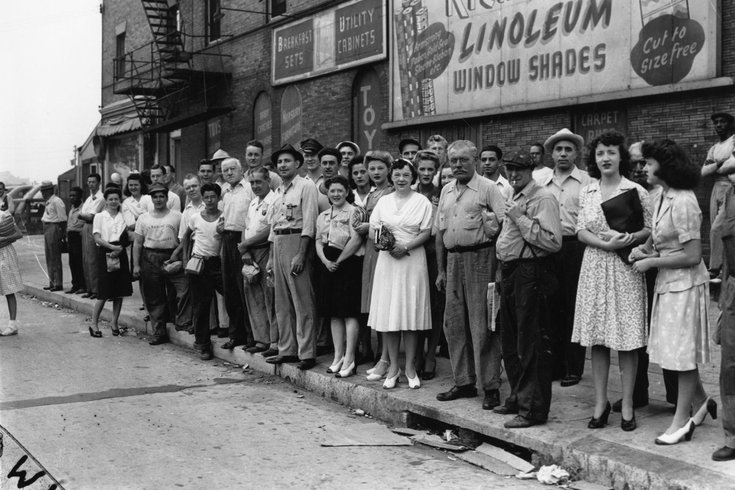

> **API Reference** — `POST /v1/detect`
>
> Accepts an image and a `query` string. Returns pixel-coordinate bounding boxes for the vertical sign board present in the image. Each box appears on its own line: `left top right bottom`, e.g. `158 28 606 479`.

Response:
280 86 303 147
253 92 273 157
390 0 719 122
574 108 628 143
353 69 383 152
272 0 387 85
206 117 222 156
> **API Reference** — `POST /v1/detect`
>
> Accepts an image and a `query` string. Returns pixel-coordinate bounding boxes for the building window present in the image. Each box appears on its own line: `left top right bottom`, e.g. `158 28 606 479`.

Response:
207 0 221 43
115 32 126 77
270 0 287 19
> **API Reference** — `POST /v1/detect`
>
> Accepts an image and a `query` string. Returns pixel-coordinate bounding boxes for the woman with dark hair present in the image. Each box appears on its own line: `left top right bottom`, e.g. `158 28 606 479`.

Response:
368 158 434 389
91 187 133 337
316 175 365 377
122 173 148 239
572 131 651 431
356 151 394 378
631 139 714 445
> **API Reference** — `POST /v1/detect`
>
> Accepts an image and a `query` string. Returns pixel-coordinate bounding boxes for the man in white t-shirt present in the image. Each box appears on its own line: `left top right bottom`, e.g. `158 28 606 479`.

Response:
133 184 186 345
172 182 224 359
174 174 204 333
238 167 278 355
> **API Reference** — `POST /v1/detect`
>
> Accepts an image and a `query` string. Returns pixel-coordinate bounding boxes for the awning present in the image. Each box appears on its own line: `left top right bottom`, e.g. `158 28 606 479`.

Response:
96 114 142 137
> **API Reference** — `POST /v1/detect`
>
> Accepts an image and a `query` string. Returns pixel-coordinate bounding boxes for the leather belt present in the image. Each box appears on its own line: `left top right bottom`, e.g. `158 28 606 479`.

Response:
274 228 302 236
446 241 493 254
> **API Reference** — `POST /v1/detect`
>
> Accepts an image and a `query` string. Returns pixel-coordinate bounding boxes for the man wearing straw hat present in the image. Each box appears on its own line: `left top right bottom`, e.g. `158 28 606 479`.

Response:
40 180 66 291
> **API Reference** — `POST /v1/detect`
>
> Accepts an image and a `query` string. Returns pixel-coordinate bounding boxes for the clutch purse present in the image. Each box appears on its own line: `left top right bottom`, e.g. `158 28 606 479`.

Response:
374 222 396 251
600 188 644 265
185 256 204 275
106 253 121 272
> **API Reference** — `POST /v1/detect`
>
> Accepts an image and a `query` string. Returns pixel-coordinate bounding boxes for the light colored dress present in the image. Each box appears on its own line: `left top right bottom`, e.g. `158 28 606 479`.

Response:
367 192 432 332
648 188 710 370
0 211 23 296
360 185 393 312
572 178 650 351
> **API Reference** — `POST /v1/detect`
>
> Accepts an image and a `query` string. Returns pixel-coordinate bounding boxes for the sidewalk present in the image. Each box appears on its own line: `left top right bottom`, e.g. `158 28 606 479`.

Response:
14 235 735 489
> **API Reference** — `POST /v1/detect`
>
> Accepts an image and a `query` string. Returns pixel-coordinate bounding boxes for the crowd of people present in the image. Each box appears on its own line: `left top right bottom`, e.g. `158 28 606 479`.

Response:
1 116 735 461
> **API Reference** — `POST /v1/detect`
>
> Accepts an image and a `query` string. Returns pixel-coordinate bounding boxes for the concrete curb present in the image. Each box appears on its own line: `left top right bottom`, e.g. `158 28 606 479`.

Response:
25 285 734 490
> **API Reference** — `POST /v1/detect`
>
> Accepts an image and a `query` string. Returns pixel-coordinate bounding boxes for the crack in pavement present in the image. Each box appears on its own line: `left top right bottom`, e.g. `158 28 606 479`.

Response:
0 378 246 411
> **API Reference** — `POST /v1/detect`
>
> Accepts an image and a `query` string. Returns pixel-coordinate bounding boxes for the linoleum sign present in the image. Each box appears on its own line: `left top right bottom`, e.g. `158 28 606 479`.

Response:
391 0 718 121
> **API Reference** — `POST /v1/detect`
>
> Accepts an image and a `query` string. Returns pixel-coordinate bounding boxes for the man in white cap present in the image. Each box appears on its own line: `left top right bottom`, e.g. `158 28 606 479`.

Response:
337 140 360 179
539 128 592 388
210 149 230 187
40 181 66 291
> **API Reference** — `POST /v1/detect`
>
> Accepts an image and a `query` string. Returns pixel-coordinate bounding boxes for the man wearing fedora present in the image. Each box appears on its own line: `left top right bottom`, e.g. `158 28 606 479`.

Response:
217 157 254 350
265 143 320 370
40 181 66 291
539 128 593 387
494 150 562 428
701 111 735 283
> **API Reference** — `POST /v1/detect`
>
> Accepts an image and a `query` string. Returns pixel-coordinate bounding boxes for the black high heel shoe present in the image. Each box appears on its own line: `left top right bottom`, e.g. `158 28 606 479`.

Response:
621 413 637 432
588 401 611 429
692 397 717 426
88 327 102 338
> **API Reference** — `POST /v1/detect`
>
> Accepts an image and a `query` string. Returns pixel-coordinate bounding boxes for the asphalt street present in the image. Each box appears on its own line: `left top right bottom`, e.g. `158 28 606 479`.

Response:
0 294 545 489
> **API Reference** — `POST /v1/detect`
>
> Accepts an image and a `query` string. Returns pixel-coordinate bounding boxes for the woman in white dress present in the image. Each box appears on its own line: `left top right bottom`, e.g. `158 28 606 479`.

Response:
631 139 714 445
368 158 433 389
572 131 651 431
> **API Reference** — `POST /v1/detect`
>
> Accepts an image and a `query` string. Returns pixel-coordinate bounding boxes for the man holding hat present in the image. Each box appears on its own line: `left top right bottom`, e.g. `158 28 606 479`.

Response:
337 140 360 178
494 150 562 428
540 128 593 387
40 181 66 291
133 184 186 345
300 138 324 184
266 143 320 370
701 111 735 283
217 157 254 350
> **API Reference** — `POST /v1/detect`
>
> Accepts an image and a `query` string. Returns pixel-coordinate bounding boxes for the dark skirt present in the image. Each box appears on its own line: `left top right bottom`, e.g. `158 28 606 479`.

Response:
317 245 362 318
96 243 133 300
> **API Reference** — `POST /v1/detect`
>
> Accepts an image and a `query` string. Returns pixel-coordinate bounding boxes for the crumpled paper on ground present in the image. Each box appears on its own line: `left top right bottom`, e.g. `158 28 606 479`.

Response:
537 464 570 484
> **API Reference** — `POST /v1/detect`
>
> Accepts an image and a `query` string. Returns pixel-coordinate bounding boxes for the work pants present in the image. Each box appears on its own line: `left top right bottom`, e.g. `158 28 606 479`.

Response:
81 222 99 295
273 234 317 360
243 246 276 347
221 231 252 344
499 257 556 422
43 222 64 288
141 248 187 339
550 238 587 379
67 230 85 291
443 247 501 391
190 256 224 352
710 179 731 271
719 236 735 449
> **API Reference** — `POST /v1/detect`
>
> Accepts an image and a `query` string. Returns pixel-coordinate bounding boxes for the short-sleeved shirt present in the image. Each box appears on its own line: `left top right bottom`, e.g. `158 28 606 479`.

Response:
436 173 506 249
244 191 276 242
317 203 358 250
122 196 146 227
67 205 84 233
179 200 205 240
496 180 563 261
532 166 553 184
134 210 182 250
81 190 105 217
221 179 251 232
140 193 181 214
269 175 319 240
188 212 222 257
93 209 127 243
539 166 594 236
42 195 67 223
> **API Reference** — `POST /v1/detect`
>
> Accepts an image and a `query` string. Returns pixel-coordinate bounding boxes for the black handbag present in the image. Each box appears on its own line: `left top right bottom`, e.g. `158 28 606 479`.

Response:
600 188 644 265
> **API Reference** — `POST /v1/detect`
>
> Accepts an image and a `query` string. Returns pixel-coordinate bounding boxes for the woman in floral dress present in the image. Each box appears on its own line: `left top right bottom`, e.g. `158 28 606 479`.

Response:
572 131 651 431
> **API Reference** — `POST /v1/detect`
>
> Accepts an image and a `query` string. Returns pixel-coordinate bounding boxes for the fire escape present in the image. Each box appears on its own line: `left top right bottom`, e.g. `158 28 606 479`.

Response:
113 0 232 130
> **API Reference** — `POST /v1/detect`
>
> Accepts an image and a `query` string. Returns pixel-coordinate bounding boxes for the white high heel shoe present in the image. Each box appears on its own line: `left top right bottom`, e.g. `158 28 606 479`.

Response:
655 419 696 445
406 372 421 389
326 357 344 374
383 370 401 389
366 360 389 381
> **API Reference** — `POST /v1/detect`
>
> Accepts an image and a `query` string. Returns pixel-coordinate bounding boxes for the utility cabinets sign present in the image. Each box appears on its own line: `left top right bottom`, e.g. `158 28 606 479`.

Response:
390 0 718 122
272 0 386 85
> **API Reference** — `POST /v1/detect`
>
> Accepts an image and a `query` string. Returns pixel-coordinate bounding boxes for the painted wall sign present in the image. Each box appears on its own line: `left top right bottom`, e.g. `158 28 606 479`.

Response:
280 86 303 147
253 92 273 157
390 0 718 122
573 108 628 143
272 0 387 85
353 68 383 152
